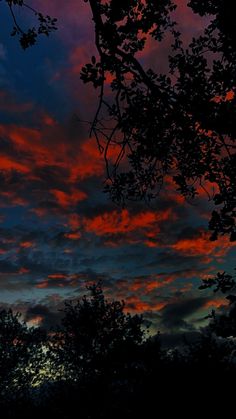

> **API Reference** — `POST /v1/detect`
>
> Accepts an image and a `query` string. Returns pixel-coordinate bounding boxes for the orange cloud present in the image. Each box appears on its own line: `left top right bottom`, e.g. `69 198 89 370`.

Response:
0 119 112 218
69 138 105 181
20 241 34 249
204 298 227 309
51 188 87 208
83 208 172 236
0 123 106 184
129 269 204 294
144 240 159 248
0 155 30 173
125 295 166 313
36 281 49 289
48 273 68 280
68 213 81 230
0 192 28 207
42 114 57 127
64 231 81 240
171 231 235 259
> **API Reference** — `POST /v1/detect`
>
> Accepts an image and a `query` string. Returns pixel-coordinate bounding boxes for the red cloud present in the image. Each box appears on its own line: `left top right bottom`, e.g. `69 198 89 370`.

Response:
64 231 81 240
20 241 34 249
0 119 111 216
0 191 29 208
42 114 57 127
36 281 49 289
129 269 208 294
48 273 68 280
69 138 104 181
50 188 87 208
83 208 172 236
204 298 227 309
125 295 166 313
68 213 81 230
0 122 105 182
0 155 30 174
171 231 235 260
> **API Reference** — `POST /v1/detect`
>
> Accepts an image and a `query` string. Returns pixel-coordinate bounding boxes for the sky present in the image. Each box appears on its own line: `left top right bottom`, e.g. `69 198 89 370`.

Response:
0 0 235 341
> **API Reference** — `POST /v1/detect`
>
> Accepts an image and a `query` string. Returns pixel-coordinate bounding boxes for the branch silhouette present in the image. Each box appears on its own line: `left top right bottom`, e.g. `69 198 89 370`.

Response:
81 0 236 241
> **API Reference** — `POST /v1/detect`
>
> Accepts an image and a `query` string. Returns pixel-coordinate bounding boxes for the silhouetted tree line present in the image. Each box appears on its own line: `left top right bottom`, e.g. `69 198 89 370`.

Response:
1 276 236 418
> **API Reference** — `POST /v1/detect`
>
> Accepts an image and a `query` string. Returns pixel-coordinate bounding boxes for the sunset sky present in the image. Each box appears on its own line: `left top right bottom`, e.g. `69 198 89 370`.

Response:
0 0 235 341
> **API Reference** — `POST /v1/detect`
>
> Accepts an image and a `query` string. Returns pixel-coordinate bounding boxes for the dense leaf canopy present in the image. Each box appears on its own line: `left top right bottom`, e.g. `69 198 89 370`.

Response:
81 0 236 241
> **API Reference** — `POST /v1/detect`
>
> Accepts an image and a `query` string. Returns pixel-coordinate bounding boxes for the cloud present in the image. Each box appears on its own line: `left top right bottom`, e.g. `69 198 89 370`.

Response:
125 295 166 313
24 303 63 329
78 208 174 248
170 230 235 261
83 209 172 235
0 118 106 220
158 296 209 332
128 267 210 293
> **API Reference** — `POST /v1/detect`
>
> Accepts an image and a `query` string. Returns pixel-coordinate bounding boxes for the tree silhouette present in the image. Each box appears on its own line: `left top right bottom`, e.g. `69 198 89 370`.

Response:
0 284 235 418
0 309 46 415
2 0 57 49
43 283 157 418
80 0 236 241
199 269 236 339
53 282 145 382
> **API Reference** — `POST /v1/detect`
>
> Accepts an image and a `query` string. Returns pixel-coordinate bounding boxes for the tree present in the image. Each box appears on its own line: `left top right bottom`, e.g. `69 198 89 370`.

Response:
199 269 236 338
0 286 235 418
53 282 145 382
47 283 154 418
80 0 236 241
0 309 46 412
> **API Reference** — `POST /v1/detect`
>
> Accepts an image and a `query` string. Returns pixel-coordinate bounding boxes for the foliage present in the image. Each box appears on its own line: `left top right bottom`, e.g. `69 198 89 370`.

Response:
52 282 145 382
2 0 57 49
0 283 236 417
199 270 236 294
79 0 236 241
199 268 236 338
0 309 46 407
